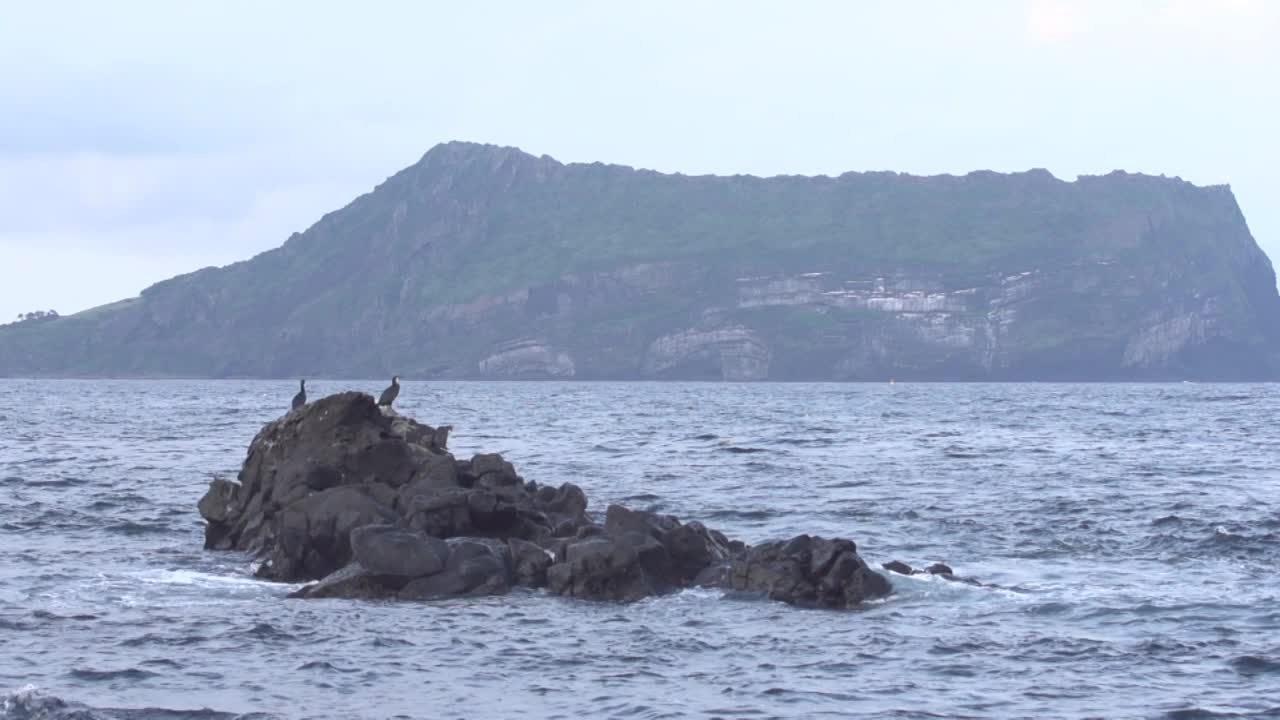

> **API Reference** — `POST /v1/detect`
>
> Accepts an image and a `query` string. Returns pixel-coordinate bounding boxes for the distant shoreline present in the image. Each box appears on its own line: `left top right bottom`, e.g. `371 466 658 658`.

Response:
0 376 1272 384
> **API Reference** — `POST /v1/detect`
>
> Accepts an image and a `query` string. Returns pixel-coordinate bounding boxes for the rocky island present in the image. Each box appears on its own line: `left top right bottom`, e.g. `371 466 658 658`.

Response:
4 141 1279 380
199 392 891 608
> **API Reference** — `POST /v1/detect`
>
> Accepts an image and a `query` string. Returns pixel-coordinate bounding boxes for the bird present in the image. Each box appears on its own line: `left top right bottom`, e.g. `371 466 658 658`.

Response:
378 375 400 407
291 379 307 410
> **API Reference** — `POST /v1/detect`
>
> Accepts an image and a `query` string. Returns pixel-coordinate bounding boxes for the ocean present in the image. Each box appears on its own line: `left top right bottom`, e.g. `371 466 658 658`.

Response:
1 380 1278 719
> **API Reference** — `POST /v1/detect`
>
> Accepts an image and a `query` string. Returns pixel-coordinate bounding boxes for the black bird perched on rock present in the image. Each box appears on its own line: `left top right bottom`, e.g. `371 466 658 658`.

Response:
291 379 306 410
378 376 400 407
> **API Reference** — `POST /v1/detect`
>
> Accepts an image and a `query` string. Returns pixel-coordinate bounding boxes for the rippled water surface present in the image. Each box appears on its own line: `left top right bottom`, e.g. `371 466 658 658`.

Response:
2 380 1279 719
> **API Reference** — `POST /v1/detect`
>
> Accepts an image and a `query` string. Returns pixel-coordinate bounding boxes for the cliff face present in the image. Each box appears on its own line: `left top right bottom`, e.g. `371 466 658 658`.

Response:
2 142 1277 380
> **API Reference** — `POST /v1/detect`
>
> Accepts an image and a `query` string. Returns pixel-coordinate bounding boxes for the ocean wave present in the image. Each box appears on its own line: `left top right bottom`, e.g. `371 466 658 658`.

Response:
1229 654 1280 677
1 685 275 720
717 446 767 454
126 569 266 588
104 521 175 537
68 667 159 682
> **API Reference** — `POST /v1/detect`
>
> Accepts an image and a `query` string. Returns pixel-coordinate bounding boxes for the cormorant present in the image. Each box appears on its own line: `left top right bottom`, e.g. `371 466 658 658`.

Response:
292 379 307 410
378 376 400 407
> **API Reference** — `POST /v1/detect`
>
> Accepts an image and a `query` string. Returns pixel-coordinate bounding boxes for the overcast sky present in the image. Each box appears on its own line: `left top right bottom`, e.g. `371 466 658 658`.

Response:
1 0 1276 322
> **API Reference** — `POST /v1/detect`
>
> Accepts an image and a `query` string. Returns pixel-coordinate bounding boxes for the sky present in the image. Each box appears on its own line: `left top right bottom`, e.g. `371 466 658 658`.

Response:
1 0 1277 322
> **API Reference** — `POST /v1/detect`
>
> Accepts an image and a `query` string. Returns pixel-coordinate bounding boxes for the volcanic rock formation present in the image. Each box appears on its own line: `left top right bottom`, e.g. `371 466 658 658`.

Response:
198 392 892 609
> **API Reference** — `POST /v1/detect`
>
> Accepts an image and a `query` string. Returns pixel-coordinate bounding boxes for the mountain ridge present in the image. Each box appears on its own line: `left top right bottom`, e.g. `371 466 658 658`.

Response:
2 141 1277 380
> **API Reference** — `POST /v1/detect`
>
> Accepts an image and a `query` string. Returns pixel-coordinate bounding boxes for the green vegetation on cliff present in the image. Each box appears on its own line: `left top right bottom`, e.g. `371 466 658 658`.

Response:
1 141 1277 380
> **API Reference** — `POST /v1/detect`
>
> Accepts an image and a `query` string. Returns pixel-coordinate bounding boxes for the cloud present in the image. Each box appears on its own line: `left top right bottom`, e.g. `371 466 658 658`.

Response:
0 0 1276 322
0 177 353 321
1026 0 1088 46
1024 0 1275 60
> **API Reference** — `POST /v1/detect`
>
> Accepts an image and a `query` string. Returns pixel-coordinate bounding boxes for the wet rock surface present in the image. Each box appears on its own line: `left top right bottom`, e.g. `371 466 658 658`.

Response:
201 392 892 609
882 559 983 586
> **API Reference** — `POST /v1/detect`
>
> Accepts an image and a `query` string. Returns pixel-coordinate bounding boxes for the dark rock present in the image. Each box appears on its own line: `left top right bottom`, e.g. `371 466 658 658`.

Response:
203 392 894 611
365 482 400 512
432 425 452 451
197 476 240 525
458 554 509 596
604 504 678 540
575 524 605 539
547 536 656 602
447 537 511 567
395 452 459 509
399 569 469 600
259 486 398 582
471 453 518 482
201 392 455 572
399 538 511 599
661 521 731 585
600 507 728 588
880 559 983 586
466 490 520 531
350 524 449 578
406 488 475 538
474 471 521 492
536 483 589 524
403 487 532 540
693 562 730 588
509 538 553 587
925 562 954 576
289 562 399 600
725 535 892 609
882 560 915 575
940 574 984 587
198 477 241 550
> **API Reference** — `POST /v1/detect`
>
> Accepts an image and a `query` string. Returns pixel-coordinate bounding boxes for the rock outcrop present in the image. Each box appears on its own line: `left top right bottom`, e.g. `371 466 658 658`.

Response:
199 392 892 609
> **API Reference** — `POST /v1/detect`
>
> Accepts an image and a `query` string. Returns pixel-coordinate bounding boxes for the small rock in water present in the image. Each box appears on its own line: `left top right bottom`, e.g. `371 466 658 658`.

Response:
925 562 955 576
882 560 915 575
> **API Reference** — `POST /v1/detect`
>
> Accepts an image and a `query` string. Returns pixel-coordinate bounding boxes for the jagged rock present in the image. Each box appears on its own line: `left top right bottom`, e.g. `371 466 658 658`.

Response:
399 538 511 599
198 477 240 550
547 536 656 602
471 453 518 483
394 453 460 511
509 538 553 587
350 524 449 578
727 535 891 609
661 521 732 585
288 562 394 600
537 483 589 528
925 562 954 576
403 487 536 540
604 504 678 539
432 425 452 451
405 488 480 538
880 559 984 586
259 486 398 582
601 505 730 588
574 523 604 539
882 560 915 575
197 476 239 524
198 391 454 580
202 392 891 610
